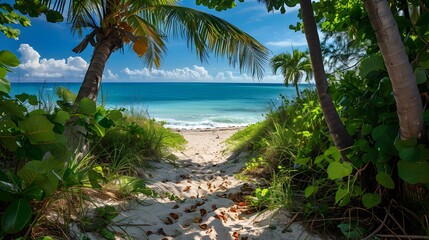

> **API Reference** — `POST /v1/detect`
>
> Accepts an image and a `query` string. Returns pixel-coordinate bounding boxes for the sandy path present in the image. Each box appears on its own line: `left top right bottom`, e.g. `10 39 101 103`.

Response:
72 128 317 240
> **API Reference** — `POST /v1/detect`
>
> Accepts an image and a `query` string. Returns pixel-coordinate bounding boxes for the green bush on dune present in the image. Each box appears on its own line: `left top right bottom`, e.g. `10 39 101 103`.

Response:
231 78 429 237
93 115 186 175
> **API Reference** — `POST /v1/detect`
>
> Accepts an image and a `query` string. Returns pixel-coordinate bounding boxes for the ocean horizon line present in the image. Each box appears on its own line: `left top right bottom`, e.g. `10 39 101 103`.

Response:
10 81 315 86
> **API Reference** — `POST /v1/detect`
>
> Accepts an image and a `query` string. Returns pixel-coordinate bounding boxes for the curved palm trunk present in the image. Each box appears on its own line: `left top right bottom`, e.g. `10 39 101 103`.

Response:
364 0 423 140
300 0 353 150
295 84 300 98
75 31 121 103
364 0 427 212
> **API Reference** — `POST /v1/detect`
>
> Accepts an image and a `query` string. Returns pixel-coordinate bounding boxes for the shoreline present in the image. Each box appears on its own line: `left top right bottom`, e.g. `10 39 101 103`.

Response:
169 125 247 133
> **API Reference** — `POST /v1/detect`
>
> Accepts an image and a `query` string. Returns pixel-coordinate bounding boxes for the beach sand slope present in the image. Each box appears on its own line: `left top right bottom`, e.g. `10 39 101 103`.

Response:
72 128 320 240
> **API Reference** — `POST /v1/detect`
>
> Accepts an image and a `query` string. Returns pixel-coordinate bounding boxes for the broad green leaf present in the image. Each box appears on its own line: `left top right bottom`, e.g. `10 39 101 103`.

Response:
324 146 341 162
78 98 96 115
21 186 44 201
362 193 381 209
17 158 63 195
346 121 358 135
0 50 20 67
0 77 10 94
107 110 122 121
53 110 70 124
362 148 377 163
376 172 394 189
327 162 353 180
18 114 55 144
29 109 48 116
335 188 350 206
398 160 429 184
394 137 418 151
398 145 429 162
415 68 428 84
304 185 318 198
0 119 18 151
359 55 385 77
357 140 370 151
361 124 372 136
0 99 26 119
378 77 392 97
1 199 32 233
371 125 388 141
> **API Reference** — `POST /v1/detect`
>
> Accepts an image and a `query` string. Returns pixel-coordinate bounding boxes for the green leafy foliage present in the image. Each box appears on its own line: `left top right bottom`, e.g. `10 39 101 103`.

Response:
327 162 353 180
337 222 366 240
376 172 394 189
195 0 243 11
82 205 119 240
362 193 381 209
78 97 97 115
19 114 56 144
0 84 126 238
359 54 385 78
1 199 32 234
398 160 429 184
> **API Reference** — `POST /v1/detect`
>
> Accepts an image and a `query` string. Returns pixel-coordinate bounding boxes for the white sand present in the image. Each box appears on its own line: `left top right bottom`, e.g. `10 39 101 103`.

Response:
71 128 319 240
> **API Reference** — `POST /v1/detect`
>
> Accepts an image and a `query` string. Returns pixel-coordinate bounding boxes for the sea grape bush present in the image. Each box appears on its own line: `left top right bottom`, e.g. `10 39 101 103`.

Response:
0 76 122 236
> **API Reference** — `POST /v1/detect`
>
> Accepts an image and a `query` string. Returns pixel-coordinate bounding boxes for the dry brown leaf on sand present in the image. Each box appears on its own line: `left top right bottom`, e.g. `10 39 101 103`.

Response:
183 186 191 192
169 213 179 220
200 208 207 217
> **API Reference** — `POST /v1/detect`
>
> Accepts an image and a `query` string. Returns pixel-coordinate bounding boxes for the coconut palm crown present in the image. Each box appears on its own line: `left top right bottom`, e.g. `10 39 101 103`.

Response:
270 49 312 98
66 0 268 102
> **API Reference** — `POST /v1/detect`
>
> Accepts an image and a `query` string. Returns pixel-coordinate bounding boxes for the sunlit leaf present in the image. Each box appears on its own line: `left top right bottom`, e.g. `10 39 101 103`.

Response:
327 162 353 180
78 98 96 115
0 50 20 67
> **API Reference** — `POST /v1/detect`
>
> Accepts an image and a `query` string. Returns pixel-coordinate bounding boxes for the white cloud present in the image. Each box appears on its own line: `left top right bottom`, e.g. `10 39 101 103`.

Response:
17 44 89 79
123 65 284 83
266 39 308 47
123 65 213 81
14 44 120 81
105 69 119 80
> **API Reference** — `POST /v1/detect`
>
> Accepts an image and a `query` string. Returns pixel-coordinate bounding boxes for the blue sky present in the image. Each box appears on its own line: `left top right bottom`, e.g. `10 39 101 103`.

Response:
2 0 308 83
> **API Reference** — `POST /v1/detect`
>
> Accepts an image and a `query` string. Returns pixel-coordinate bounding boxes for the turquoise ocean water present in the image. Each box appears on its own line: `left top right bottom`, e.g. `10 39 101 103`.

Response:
10 82 312 129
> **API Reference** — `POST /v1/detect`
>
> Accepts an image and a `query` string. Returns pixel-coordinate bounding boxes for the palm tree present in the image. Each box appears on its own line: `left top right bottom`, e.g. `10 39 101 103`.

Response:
66 0 268 104
299 0 353 151
254 0 353 151
270 50 313 98
364 0 423 140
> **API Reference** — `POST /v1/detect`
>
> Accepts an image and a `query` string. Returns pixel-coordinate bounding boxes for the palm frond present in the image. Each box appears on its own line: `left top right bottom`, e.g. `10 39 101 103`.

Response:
141 5 268 79
68 0 104 36
126 14 167 68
